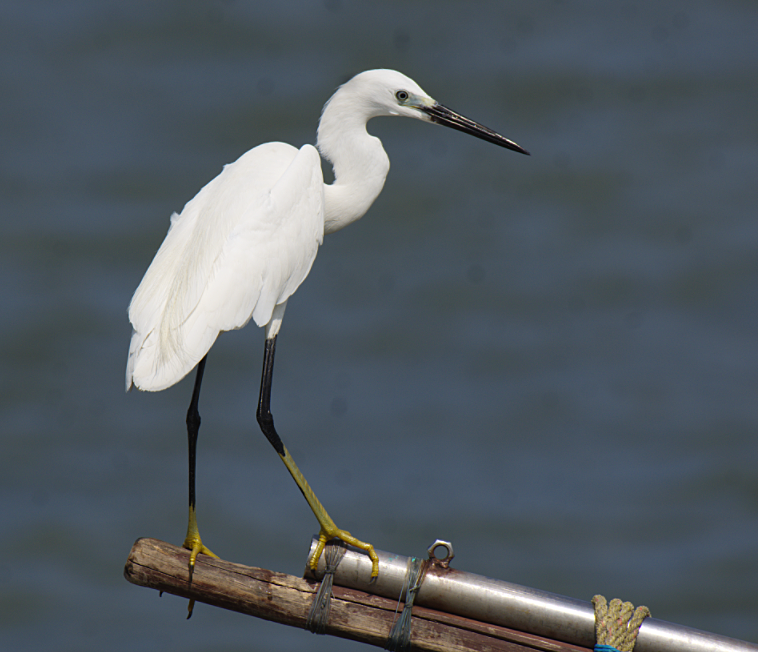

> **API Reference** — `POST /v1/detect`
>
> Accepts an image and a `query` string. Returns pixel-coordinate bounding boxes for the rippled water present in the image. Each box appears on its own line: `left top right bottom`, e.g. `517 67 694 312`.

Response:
2 2 757 650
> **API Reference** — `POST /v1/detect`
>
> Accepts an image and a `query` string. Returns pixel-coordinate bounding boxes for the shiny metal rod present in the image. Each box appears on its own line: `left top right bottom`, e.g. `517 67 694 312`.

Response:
305 537 757 652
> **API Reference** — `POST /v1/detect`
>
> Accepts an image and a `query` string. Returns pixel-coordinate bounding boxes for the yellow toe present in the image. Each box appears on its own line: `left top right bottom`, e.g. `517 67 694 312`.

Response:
184 536 219 570
309 528 379 578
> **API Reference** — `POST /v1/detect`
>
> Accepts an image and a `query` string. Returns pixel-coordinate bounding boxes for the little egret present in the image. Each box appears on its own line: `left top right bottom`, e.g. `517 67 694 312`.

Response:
126 69 528 608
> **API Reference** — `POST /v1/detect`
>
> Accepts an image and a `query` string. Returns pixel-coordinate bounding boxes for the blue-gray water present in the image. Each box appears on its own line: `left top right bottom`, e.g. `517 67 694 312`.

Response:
2 2 757 650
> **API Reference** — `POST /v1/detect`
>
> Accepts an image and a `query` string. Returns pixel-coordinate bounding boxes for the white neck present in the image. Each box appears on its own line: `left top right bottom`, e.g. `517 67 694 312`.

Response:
317 92 390 235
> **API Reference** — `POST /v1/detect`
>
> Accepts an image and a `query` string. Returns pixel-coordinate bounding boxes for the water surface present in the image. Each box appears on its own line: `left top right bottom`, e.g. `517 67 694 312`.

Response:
2 2 757 650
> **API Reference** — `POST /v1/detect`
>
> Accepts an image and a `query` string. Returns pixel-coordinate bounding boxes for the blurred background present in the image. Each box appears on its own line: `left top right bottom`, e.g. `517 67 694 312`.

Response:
2 1 757 650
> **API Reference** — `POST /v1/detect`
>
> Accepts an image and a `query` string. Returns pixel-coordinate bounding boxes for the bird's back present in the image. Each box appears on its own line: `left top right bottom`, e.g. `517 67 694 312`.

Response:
127 142 324 392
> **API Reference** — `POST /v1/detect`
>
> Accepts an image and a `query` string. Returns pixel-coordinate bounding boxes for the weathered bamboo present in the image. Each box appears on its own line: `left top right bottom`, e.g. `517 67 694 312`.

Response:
124 538 588 652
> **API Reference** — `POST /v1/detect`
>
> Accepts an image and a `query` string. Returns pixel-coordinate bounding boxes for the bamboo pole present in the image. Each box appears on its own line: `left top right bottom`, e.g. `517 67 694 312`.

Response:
124 537 588 652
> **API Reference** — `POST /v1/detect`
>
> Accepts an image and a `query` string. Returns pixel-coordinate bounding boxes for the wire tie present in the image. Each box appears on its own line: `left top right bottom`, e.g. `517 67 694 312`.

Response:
386 556 427 652
306 539 347 634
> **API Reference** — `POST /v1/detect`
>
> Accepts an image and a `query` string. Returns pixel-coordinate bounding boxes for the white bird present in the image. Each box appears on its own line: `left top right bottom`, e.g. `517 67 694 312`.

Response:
126 69 528 607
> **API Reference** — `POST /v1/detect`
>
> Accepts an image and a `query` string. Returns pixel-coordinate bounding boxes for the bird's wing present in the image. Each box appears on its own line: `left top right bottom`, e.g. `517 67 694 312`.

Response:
127 142 324 391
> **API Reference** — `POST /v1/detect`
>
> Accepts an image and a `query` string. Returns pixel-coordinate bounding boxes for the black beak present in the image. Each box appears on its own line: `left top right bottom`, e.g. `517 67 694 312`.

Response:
420 103 529 155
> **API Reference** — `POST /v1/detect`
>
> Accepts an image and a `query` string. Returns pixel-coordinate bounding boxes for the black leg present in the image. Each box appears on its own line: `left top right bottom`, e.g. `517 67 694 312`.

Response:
186 355 207 515
253 334 379 577
183 355 218 618
256 336 285 457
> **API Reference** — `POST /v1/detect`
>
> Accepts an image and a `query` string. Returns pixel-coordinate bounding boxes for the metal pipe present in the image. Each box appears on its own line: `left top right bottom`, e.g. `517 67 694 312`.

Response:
305 538 757 652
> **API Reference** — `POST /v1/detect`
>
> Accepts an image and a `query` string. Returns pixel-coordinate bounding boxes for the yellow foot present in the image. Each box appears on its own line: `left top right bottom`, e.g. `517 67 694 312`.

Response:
183 534 220 572
308 527 379 579
182 532 219 619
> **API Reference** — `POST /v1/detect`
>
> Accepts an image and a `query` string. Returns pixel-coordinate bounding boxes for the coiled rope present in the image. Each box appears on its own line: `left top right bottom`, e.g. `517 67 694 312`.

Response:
592 594 651 652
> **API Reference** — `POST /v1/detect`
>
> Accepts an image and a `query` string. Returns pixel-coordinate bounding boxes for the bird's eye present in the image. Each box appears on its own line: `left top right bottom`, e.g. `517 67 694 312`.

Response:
395 90 409 102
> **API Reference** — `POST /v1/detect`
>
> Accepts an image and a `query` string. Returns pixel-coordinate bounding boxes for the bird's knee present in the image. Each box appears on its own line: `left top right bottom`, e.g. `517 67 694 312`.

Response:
256 410 285 456
186 409 201 431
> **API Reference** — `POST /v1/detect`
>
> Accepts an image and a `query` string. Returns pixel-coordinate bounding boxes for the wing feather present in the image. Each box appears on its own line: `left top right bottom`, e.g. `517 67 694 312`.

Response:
127 143 324 391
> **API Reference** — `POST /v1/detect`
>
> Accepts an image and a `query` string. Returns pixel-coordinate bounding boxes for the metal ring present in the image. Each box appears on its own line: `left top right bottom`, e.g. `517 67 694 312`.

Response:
427 539 454 567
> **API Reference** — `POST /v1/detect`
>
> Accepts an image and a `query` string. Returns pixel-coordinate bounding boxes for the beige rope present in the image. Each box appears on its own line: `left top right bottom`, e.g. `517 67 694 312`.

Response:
592 594 651 652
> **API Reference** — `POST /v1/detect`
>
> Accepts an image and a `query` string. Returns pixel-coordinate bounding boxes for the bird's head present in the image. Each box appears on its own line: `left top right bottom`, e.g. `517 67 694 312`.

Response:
325 69 529 155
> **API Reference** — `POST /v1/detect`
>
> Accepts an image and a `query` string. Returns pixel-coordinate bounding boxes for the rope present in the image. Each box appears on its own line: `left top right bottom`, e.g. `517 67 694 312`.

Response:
386 556 427 652
306 540 347 634
592 594 651 652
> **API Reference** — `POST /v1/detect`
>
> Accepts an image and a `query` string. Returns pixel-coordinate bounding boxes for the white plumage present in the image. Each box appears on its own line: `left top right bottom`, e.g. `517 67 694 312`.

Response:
127 142 324 391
